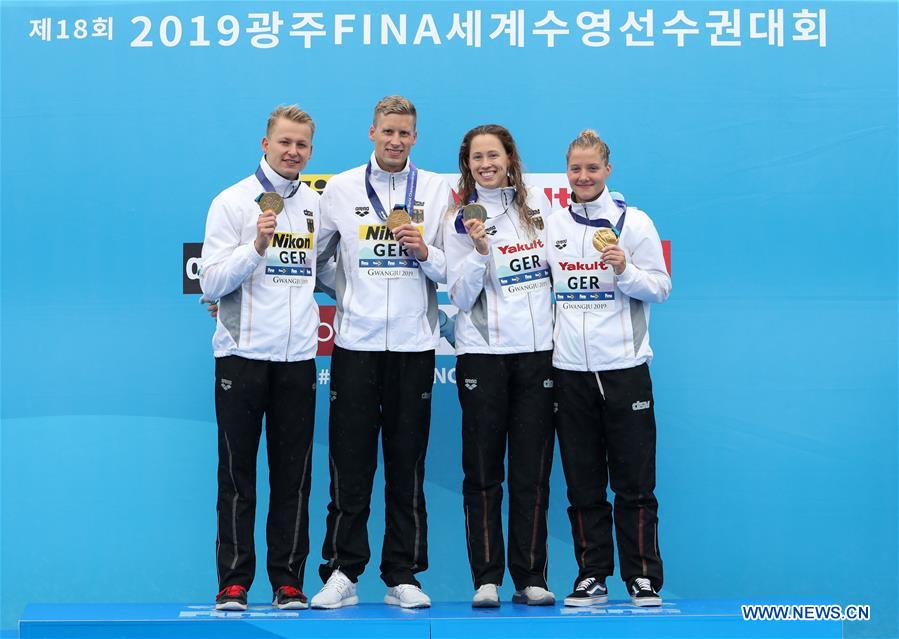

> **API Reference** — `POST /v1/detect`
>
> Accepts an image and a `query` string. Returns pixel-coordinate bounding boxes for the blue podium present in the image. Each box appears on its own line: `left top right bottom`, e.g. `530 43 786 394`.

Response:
19 601 843 639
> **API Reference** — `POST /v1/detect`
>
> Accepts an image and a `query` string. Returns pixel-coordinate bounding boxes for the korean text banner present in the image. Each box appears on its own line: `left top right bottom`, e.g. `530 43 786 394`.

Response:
1 2 896 638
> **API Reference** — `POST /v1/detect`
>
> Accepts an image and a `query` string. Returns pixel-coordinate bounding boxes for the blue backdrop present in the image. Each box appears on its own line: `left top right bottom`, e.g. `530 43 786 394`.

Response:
1 2 896 637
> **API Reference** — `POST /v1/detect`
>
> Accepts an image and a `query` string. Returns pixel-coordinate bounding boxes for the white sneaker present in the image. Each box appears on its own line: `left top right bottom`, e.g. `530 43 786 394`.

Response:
512 586 555 606
472 584 500 608
310 570 359 609
384 584 431 608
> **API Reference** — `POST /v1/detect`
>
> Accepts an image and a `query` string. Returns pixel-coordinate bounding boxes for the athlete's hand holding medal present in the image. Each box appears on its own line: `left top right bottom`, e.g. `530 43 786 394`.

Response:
207 190 283 318
592 227 626 275
461 203 489 256
254 192 283 256
388 206 430 261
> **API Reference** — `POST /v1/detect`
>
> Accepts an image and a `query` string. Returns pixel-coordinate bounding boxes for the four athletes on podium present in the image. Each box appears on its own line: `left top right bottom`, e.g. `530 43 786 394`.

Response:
200 97 671 613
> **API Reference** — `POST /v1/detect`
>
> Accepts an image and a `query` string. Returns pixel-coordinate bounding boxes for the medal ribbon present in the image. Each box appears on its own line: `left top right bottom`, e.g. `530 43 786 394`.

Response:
454 187 514 234
365 160 418 222
255 165 301 199
454 190 479 234
567 193 627 234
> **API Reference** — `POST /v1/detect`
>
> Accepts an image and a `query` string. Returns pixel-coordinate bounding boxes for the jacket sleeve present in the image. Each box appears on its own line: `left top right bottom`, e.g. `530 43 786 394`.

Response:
417 182 454 285
315 187 341 299
615 211 671 304
315 256 337 300
199 195 264 301
445 213 490 313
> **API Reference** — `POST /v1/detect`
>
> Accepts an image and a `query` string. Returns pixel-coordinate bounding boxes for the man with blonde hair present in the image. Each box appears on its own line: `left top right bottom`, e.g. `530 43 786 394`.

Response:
200 104 322 611
310 95 453 609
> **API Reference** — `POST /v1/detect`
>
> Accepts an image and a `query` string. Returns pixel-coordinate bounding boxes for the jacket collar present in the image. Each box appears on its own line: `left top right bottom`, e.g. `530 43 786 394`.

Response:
569 187 620 224
368 152 411 180
259 157 301 197
474 183 516 211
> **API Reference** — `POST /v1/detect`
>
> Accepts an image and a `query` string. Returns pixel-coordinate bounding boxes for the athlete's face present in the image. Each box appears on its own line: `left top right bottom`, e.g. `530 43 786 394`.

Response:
567 148 611 203
262 117 313 180
370 113 417 172
468 134 511 189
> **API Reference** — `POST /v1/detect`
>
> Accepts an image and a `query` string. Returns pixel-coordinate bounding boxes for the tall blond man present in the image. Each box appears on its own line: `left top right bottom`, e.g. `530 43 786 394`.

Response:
311 96 453 609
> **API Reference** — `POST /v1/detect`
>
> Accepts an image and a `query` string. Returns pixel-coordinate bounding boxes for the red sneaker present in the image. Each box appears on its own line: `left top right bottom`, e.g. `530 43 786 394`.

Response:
215 584 248 611
273 585 308 610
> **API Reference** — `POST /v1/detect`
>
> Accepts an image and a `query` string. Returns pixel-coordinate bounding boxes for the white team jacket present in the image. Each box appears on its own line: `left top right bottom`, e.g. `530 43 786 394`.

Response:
546 187 671 372
443 184 554 355
317 153 453 352
200 158 321 362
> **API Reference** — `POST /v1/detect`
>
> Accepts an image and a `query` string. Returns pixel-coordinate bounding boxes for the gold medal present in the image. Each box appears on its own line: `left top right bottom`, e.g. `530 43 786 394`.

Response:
461 203 487 223
592 228 619 251
386 209 412 232
256 192 284 215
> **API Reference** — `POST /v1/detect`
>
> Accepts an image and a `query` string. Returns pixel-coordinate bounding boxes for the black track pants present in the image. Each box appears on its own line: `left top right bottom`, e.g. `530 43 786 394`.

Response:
319 346 434 587
554 363 663 590
456 351 554 590
215 355 316 592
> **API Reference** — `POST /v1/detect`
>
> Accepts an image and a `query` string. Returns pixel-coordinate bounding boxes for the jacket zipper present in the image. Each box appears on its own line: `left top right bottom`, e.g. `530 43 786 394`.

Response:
385 174 395 350
510 209 538 350
581 222 590 370
285 207 295 359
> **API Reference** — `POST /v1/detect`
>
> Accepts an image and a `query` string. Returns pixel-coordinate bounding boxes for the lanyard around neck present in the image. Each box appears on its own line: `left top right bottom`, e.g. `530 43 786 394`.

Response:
365 160 418 221
255 165 300 199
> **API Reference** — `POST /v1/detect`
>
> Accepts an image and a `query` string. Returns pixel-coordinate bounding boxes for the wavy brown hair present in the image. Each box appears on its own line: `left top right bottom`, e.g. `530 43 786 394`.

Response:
456 124 536 235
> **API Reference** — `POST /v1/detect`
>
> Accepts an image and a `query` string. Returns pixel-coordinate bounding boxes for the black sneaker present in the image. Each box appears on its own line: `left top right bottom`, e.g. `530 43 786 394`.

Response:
273 585 308 610
628 577 662 607
215 585 248 611
563 577 608 607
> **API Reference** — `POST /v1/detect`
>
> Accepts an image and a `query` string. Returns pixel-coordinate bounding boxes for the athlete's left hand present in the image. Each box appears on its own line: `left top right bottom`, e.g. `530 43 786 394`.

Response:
393 224 429 261
601 246 627 275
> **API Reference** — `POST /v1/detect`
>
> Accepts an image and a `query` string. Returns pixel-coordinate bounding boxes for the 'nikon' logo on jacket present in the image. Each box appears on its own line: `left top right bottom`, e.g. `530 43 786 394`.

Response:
271 233 312 249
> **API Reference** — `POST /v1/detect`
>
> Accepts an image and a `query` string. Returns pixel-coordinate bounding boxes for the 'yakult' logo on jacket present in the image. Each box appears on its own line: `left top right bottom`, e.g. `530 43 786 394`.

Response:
496 239 544 254
557 261 609 271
